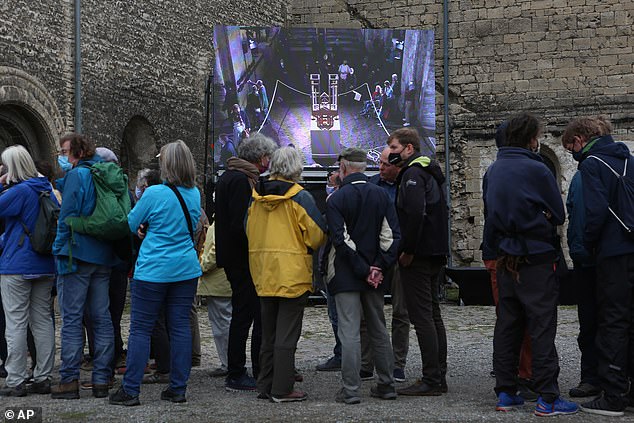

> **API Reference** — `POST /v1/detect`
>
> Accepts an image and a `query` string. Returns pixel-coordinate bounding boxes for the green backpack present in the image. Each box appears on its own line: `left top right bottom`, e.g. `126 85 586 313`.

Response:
65 162 131 241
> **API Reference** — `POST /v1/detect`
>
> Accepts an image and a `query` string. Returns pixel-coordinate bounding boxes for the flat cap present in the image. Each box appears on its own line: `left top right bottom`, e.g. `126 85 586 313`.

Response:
338 147 367 163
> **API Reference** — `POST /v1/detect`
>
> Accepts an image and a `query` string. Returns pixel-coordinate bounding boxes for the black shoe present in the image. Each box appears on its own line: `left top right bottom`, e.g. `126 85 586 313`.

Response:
397 379 442 396
316 356 341 372
580 394 625 417
93 384 110 398
370 385 397 400
569 382 601 398
27 379 51 395
440 378 448 393
161 388 186 403
257 391 270 400
0 381 27 397
109 387 140 406
0 365 7 378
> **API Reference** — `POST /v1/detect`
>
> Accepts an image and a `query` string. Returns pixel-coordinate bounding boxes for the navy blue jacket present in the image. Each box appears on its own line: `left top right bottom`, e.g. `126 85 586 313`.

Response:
579 135 634 259
369 174 397 203
566 171 594 266
483 147 564 256
325 172 401 294
0 177 57 274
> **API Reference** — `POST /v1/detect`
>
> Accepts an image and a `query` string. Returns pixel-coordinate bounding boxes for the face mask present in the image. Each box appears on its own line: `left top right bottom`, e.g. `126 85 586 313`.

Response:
388 150 404 165
58 155 72 172
325 185 336 196
531 140 540 154
572 149 584 162
135 186 143 200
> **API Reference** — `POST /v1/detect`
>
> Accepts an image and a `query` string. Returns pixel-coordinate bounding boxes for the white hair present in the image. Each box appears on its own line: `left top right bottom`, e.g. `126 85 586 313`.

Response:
1 145 39 184
269 147 303 182
341 158 366 173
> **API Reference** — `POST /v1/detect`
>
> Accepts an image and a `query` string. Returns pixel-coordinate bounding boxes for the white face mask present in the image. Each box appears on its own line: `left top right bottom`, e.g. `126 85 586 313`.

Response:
325 185 336 196
531 139 541 154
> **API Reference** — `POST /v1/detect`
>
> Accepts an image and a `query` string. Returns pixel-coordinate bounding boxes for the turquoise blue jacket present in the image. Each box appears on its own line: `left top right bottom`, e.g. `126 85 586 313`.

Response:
52 157 120 273
128 183 202 283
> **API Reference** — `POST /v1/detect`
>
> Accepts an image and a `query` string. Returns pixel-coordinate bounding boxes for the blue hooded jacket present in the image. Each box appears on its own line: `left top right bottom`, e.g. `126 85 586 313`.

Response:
0 176 57 274
579 135 634 259
483 147 565 256
566 171 594 266
52 156 120 272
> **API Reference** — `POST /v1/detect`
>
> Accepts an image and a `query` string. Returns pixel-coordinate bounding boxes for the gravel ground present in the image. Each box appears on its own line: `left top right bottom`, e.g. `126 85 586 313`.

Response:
3 303 634 422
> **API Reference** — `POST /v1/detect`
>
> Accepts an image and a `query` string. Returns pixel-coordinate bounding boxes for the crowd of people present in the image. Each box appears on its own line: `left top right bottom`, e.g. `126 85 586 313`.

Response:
0 115 633 417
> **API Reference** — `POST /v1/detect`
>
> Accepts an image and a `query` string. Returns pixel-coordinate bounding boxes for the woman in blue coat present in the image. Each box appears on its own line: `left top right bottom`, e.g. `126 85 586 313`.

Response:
0 145 56 397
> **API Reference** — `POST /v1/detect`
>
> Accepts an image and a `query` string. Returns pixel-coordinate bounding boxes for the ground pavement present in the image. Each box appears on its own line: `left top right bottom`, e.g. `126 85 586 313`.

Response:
3 303 632 422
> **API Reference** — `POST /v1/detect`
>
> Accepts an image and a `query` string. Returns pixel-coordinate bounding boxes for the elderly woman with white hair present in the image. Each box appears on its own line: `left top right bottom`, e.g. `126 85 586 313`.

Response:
0 145 57 397
109 140 202 406
246 147 327 402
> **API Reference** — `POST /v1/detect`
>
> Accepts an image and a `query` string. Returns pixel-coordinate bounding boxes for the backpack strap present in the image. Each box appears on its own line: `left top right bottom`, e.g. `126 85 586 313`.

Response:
167 184 195 246
587 155 621 177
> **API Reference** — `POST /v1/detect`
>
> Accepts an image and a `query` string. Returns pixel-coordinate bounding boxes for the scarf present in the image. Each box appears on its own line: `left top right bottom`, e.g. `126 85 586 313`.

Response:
226 157 259 189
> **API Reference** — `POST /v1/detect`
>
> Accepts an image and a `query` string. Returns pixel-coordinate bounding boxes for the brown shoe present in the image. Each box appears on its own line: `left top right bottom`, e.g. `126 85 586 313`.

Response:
51 380 80 400
397 379 442 396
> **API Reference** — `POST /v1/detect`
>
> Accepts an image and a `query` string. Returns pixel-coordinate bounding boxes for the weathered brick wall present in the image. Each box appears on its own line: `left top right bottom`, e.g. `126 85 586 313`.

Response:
290 0 634 266
1 0 290 170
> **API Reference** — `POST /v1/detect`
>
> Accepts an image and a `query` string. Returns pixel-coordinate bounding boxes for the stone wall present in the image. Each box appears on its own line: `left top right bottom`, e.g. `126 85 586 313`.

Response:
290 0 634 266
1 0 291 175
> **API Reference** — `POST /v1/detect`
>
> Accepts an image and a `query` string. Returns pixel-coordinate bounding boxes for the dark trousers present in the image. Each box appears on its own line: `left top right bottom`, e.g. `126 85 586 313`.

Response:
400 257 447 386
85 266 128 371
224 266 262 380
494 261 560 401
595 254 634 405
257 293 308 396
151 305 171 374
573 264 599 386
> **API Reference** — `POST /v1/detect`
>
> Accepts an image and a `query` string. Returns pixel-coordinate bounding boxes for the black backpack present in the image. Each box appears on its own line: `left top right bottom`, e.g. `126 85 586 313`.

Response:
20 190 60 255
588 155 634 238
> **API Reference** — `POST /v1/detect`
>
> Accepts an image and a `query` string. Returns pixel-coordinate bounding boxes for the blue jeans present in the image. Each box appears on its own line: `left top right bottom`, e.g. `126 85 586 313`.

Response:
58 262 113 384
123 278 197 396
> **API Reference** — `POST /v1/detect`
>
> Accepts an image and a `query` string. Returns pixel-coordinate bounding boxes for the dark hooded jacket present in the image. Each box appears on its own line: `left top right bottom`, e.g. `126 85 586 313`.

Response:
483 147 565 257
395 153 448 258
579 135 634 259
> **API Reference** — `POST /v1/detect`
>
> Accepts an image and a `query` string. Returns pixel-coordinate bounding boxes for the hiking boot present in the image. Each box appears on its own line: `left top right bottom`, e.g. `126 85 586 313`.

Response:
335 388 361 405
27 379 51 395
370 385 397 400
51 380 80 400
535 396 579 417
161 388 186 403
93 384 110 398
142 372 170 384
225 373 257 392
397 379 442 396
569 382 601 398
209 367 228 378
360 370 374 381
109 387 140 406
496 392 524 411
580 394 624 417
316 356 341 372
271 390 308 403
81 377 115 390
0 381 27 397
393 368 405 383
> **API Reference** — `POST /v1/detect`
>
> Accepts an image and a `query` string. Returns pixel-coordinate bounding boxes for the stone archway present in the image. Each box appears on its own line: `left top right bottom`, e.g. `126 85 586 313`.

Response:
120 116 158 182
0 66 64 162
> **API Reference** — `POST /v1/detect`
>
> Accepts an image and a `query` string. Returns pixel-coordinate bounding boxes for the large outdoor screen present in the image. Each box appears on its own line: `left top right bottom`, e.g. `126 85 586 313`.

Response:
212 26 436 169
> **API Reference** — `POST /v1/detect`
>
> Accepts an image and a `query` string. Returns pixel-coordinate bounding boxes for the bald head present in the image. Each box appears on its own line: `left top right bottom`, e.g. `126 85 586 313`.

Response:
379 147 399 183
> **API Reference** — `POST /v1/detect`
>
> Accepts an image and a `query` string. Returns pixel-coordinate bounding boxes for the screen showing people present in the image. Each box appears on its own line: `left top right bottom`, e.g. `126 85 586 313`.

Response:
212 26 436 168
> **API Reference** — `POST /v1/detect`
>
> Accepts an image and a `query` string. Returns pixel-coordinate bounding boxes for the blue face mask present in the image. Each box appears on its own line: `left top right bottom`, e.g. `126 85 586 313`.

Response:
135 186 143 200
325 185 336 196
58 155 72 172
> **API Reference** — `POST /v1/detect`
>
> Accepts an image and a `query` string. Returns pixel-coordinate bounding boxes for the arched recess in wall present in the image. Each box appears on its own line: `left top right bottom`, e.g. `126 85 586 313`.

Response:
120 116 158 182
0 67 63 162
539 144 562 188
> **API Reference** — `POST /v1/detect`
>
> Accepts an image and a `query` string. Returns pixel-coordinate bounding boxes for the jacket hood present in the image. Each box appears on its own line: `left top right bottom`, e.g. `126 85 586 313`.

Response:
404 153 446 186
496 146 544 163
22 176 53 193
585 135 630 160
253 178 302 211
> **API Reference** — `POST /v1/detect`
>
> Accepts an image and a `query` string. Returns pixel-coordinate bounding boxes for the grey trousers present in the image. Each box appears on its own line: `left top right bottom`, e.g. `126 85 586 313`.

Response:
361 266 410 371
206 296 232 369
1 275 55 387
335 290 394 397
